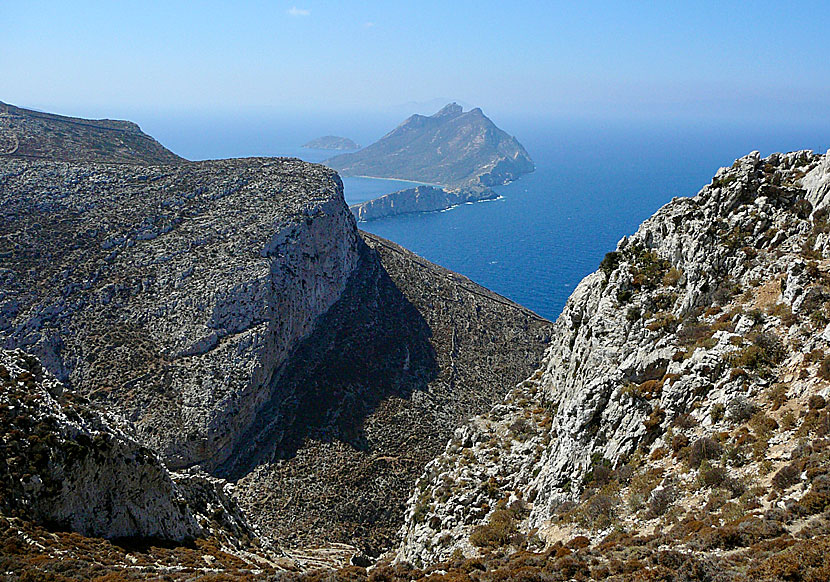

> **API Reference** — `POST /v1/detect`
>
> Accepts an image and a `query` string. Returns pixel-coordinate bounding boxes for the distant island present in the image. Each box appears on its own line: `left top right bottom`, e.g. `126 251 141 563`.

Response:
302 135 360 150
325 103 534 220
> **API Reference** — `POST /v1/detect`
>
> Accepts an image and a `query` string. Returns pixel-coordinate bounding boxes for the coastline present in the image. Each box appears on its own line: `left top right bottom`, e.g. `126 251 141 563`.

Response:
350 174 443 188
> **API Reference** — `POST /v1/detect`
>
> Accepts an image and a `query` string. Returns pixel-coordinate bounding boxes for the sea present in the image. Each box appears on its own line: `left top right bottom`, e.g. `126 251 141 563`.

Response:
141 113 830 322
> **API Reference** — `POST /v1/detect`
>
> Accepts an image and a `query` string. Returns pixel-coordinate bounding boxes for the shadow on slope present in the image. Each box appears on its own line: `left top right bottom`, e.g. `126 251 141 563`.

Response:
218 237 439 479
225 233 553 555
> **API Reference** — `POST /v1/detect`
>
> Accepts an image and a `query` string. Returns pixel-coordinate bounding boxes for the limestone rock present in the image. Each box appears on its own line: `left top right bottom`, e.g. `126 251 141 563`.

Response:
350 185 499 221
0 348 253 542
0 156 360 470
398 149 830 564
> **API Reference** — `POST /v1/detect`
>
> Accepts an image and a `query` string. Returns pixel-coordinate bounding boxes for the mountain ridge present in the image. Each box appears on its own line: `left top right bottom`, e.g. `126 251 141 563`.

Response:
0 101 184 164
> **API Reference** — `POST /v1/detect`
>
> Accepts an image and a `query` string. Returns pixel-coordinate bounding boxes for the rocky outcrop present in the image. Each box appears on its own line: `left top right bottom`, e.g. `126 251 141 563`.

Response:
399 149 830 566
327 103 533 220
350 185 499 221
0 101 183 164
0 348 253 542
303 136 360 150
0 156 360 470
230 232 553 555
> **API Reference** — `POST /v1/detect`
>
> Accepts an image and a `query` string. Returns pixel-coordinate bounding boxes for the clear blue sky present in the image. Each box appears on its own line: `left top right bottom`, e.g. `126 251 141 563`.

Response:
2 1 828 123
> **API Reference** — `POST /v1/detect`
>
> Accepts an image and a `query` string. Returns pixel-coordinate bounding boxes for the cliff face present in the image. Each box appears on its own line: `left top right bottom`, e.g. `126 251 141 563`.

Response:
228 232 553 555
325 103 534 188
0 156 360 470
0 348 253 543
0 101 184 164
399 149 830 571
350 185 498 221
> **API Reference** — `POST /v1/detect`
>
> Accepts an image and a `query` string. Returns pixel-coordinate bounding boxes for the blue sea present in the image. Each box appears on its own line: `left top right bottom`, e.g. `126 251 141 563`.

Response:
142 113 830 321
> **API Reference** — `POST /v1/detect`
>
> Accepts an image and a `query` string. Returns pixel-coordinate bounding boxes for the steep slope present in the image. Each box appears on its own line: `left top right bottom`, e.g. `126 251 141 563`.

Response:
0 101 184 164
0 348 254 545
398 149 830 577
228 232 553 555
326 103 533 188
0 156 360 470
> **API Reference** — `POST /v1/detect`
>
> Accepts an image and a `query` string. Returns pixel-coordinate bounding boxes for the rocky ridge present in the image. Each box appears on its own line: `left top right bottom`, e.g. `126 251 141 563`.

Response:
396 148 830 578
0 101 183 164
350 185 500 221
0 156 360 470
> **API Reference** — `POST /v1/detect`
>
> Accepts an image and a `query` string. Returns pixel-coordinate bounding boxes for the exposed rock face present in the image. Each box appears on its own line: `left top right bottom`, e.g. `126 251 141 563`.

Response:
350 185 499 221
327 103 533 220
230 232 553 555
399 149 830 566
0 156 360 470
0 348 252 542
0 101 183 164
303 136 360 150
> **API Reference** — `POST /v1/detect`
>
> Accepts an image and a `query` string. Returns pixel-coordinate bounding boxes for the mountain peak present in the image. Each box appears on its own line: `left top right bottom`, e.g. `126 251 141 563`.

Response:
432 102 463 117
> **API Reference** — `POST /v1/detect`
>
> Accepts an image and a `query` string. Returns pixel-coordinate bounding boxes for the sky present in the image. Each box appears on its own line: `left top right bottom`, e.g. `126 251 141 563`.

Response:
2 1 829 125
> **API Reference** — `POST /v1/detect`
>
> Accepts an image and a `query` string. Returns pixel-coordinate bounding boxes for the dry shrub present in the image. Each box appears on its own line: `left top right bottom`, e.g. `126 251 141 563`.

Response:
772 463 801 490
810 394 828 409
469 508 524 549
688 437 723 469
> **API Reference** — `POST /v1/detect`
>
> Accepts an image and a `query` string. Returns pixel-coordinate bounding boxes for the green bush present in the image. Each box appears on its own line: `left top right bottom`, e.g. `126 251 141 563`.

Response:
600 252 620 278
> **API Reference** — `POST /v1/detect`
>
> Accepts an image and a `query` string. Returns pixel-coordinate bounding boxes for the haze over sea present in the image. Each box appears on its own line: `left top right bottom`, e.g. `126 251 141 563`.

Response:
143 113 830 321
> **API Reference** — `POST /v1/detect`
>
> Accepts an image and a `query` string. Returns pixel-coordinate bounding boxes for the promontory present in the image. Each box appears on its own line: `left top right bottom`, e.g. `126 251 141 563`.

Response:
325 103 534 220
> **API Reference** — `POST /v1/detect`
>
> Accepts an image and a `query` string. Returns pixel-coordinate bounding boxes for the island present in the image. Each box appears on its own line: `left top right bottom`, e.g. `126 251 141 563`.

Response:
302 135 360 150
325 102 534 220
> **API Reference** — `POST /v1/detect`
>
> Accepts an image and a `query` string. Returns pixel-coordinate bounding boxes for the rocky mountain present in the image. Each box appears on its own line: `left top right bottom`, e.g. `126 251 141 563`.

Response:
0 104 553 578
388 149 830 580
328 103 534 221
0 155 360 472
8 101 830 581
0 101 183 164
303 135 360 150
326 103 533 188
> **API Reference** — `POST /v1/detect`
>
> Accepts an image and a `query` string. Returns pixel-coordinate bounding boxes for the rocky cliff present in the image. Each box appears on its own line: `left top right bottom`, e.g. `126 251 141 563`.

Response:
396 149 830 579
350 185 499 221
0 348 253 544
0 104 556 579
227 232 552 556
0 156 360 470
0 101 183 164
